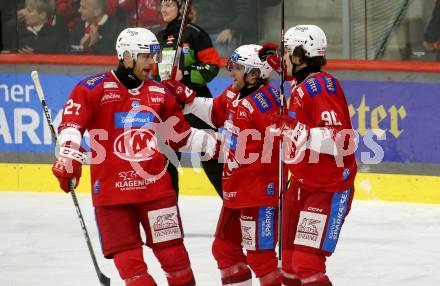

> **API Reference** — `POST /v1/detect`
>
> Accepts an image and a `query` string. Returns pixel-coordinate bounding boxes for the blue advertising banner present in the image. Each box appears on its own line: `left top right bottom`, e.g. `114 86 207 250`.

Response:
0 73 439 164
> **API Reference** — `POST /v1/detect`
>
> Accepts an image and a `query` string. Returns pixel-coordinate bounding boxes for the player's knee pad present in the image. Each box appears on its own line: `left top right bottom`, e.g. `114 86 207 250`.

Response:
292 250 326 280
153 244 195 286
113 248 156 286
212 238 247 269
220 262 252 286
246 250 278 278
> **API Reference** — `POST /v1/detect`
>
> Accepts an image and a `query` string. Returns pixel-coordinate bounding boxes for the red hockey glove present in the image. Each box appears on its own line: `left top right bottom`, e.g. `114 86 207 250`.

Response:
162 79 197 105
258 43 281 74
269 112 309 162
52 141 87 193
268 112 298 132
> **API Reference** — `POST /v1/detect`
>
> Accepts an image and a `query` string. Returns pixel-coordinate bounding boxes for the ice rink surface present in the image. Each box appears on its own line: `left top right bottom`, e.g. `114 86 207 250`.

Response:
0 192 439 286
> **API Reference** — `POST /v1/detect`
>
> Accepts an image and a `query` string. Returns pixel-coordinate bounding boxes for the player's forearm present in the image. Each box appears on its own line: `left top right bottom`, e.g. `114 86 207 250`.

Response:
58 127 82 146
183 97 216 128
283 123 341 156
308 127 339 156
179 128 217 154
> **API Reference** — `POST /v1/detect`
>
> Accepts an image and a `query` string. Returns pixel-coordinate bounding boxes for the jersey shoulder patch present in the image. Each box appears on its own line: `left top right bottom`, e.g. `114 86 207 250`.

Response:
304 76 322 97
250 89 273 113
81 73 109 90
266 86 282 107
322 75 337 95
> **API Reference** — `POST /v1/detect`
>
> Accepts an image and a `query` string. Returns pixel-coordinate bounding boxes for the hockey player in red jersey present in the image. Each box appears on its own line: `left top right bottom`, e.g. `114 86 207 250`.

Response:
163 44 284 285
51 27 218 286
260 25 357 286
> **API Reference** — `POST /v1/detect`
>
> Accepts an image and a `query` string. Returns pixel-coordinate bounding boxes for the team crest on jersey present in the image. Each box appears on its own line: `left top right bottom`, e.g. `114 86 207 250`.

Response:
113 129 158 161
305 77 322 97
251 91 273 113
82 73 109 90
323 76 337 95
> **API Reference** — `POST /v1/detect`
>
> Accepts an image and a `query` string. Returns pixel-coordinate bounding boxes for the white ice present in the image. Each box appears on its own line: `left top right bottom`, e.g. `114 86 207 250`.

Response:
0 192 439 286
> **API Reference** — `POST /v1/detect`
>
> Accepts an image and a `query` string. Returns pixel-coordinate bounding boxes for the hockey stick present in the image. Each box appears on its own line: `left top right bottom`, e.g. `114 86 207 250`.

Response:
31 71 111 286
170 0 192 80
277 0 285 263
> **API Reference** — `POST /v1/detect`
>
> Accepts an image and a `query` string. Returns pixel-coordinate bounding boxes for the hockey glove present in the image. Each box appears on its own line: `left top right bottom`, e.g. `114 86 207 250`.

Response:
258 43 281 74
269 112 308 154
52 141 87 193
162 79 197 105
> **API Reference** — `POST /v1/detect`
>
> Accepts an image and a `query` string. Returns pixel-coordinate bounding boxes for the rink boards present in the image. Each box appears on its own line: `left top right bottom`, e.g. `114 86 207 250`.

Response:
1 163 440 204
0 67 439 204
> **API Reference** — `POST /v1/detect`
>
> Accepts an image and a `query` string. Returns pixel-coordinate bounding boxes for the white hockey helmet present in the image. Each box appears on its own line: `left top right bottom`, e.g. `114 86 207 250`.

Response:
284 25 327 58
116 27 162 62
228 44 273 79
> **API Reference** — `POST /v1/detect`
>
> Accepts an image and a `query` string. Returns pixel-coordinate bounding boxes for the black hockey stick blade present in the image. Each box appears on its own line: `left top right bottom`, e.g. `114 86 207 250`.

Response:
98 272 111 286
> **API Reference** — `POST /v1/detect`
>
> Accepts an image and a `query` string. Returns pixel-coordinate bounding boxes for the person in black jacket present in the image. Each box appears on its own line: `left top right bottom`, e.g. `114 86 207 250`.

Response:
69 0 123 54
424 0 440 61
12 0 69 54
157 0 223 198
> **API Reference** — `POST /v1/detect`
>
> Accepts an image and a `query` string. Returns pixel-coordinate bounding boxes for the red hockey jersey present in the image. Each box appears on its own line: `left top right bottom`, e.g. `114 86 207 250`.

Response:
59 72 190 206
286 71 357 192
211 84 283 209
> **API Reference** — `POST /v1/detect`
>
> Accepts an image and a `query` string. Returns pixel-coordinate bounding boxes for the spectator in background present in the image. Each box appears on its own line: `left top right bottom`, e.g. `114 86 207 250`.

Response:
70 0 123 54
113 0 164 33
54 0 80 31
194 0 281 57
424 0 440 61
193 0 257 57
17 0 80 31
15 0 69 54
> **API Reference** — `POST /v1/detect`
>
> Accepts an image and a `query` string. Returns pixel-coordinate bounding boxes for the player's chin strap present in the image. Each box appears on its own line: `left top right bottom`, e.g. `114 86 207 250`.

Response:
114 61 143 89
